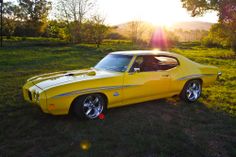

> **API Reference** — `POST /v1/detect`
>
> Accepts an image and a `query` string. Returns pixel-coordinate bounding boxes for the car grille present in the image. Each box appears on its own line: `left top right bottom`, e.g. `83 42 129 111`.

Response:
28 90 32 101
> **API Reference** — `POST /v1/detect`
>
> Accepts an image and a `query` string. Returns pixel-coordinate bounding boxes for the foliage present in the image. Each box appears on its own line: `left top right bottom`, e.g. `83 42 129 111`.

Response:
174 29 208 42
19 0 52 36
82 16 109 47
2 2 20 37
202 23 231 48
2 0 51 37
57 0 95 43
105 32 127 40
2 0 108 45
44 20 69 40
128 21 145 43
181 0 236 52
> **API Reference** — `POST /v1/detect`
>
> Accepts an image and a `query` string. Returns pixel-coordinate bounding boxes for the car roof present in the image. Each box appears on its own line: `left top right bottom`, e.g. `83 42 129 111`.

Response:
110 50 180 58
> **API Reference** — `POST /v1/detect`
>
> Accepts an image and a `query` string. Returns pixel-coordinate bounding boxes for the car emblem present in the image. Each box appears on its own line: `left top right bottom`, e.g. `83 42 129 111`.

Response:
113 92 119 96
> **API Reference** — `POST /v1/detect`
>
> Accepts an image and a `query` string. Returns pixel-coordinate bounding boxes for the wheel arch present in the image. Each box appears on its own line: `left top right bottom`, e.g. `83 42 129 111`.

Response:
180 77 203 95
69 92 108 115
187 78 203 84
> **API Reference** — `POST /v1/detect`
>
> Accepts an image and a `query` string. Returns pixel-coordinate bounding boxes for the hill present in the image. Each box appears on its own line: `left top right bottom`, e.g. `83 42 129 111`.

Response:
171 21 214 30
114 21 214 31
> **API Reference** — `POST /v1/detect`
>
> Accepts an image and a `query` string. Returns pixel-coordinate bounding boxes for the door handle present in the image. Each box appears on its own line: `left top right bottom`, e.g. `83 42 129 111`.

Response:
162 74 169 77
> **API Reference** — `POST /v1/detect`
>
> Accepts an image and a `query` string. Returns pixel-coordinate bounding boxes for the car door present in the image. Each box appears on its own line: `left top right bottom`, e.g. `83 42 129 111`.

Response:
122 55 173 104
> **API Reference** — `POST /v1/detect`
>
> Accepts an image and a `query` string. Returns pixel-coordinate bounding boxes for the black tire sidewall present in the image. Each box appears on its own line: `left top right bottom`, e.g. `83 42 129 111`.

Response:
73 94 106 120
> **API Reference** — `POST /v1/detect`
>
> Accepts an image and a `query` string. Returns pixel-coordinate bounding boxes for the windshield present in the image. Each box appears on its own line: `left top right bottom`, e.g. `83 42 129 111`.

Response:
95 54 133 72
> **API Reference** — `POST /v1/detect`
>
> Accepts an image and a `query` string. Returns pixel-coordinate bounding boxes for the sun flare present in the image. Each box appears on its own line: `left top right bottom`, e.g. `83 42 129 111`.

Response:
98 0 218 26
134 0 182 27
99 0 187 26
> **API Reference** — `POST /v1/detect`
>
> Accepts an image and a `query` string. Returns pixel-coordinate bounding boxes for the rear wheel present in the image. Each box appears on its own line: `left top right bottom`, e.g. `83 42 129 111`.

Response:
180 80 202 102
72 94 106 119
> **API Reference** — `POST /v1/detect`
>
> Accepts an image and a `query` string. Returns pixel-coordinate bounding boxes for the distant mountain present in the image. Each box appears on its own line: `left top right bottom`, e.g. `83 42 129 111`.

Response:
114 21 214 31
171 21 214 30
111 21 214 42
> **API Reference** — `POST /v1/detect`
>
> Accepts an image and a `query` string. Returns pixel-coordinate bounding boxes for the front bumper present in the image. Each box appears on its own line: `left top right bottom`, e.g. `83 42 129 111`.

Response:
23 82 48 113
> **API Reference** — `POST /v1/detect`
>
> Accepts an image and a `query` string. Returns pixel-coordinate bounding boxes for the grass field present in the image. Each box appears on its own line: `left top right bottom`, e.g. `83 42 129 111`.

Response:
0 39 236 157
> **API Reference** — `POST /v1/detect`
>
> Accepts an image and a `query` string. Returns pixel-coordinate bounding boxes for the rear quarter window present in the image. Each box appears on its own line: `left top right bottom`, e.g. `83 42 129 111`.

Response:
155 56 179 70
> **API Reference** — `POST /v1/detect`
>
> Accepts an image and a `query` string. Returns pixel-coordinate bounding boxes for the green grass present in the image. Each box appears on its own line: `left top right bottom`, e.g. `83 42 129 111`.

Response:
172 43 236 115
0 39 236 157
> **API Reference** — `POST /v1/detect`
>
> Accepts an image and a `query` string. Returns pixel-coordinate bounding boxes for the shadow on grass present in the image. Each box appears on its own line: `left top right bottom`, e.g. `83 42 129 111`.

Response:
1 98 235 157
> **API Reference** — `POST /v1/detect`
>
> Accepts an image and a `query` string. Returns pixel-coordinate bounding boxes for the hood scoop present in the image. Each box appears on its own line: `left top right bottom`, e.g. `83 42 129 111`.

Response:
64 73 75 76
64 70 96 77
86 71 96 76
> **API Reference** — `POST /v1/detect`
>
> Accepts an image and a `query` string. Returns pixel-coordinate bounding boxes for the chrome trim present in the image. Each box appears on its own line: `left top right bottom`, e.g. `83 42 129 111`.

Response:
52 85 138 98
177 74 216 81
83 95 103 119
186 81 201 101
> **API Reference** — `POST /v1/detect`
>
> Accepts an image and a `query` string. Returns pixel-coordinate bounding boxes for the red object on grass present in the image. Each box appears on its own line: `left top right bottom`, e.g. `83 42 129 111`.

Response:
98 113 105 120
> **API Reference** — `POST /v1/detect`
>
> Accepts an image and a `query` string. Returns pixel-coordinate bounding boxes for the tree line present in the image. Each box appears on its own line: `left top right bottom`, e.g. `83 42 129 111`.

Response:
2 0 108 47
2 0 236 51
181 0 236 52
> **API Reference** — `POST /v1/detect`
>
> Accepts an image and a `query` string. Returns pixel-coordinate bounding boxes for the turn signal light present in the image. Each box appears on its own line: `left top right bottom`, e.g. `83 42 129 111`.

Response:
48 104 56 110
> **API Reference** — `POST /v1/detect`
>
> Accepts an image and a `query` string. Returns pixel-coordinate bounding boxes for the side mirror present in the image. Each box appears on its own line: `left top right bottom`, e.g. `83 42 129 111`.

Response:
134 68 140 73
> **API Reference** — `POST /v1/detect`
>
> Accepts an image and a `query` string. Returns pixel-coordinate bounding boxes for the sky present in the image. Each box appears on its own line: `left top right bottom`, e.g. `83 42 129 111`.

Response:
96 0 218 26
7 0 218 26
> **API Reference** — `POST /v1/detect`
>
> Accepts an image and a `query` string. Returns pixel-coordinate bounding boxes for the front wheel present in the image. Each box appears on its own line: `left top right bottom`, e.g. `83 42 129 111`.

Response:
72 94 106 119
180 80 202 102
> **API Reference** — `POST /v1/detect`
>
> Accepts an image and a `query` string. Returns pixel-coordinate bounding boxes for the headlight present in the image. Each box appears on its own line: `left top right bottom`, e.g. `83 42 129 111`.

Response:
34 92 40 103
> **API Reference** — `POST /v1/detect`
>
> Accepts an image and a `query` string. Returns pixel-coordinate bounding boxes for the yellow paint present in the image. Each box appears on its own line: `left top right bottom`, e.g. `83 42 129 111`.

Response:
22 51 220 115
48 104 56 111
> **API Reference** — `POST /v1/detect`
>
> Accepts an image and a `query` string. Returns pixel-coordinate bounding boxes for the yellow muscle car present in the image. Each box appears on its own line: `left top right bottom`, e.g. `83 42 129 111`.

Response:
23 50 221 119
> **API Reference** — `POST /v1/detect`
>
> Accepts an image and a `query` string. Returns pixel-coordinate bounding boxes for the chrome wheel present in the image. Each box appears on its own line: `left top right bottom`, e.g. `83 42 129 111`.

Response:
82 95 103 119
186 81 201 101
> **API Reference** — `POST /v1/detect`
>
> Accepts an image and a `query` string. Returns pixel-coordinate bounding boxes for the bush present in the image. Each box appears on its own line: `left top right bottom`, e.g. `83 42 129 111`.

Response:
106 33 126 40
232 40 236 53
202 36 222 48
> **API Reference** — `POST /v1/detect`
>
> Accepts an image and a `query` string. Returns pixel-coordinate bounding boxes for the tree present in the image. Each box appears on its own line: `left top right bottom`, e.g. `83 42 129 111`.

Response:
18 0 52 36
128 20 144 43
181 0 236 52
57 0 95 43
45 20 68 39
90 15 108 47
2 2 20 37
202 23 231 48
82 15 108 47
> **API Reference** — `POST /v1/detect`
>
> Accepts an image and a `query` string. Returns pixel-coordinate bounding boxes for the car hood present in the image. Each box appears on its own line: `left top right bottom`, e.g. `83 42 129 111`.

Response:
28 68 122 90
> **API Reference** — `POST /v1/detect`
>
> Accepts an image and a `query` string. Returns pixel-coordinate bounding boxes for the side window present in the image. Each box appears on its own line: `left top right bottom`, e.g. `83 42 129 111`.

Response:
130 55 159 72
130 55 179 72
154 56 179 70
130 56 144 72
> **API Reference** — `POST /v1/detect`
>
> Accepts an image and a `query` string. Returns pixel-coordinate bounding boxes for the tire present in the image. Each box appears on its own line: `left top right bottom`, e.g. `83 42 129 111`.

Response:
72 94 106 120
180 79 202 102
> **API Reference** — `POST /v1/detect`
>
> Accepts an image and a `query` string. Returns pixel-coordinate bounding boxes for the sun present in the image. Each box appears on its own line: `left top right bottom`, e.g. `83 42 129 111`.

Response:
137 0 183 27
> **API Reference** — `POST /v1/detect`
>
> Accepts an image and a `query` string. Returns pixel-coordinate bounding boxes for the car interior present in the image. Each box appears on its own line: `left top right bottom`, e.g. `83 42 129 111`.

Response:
130 55 179 72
